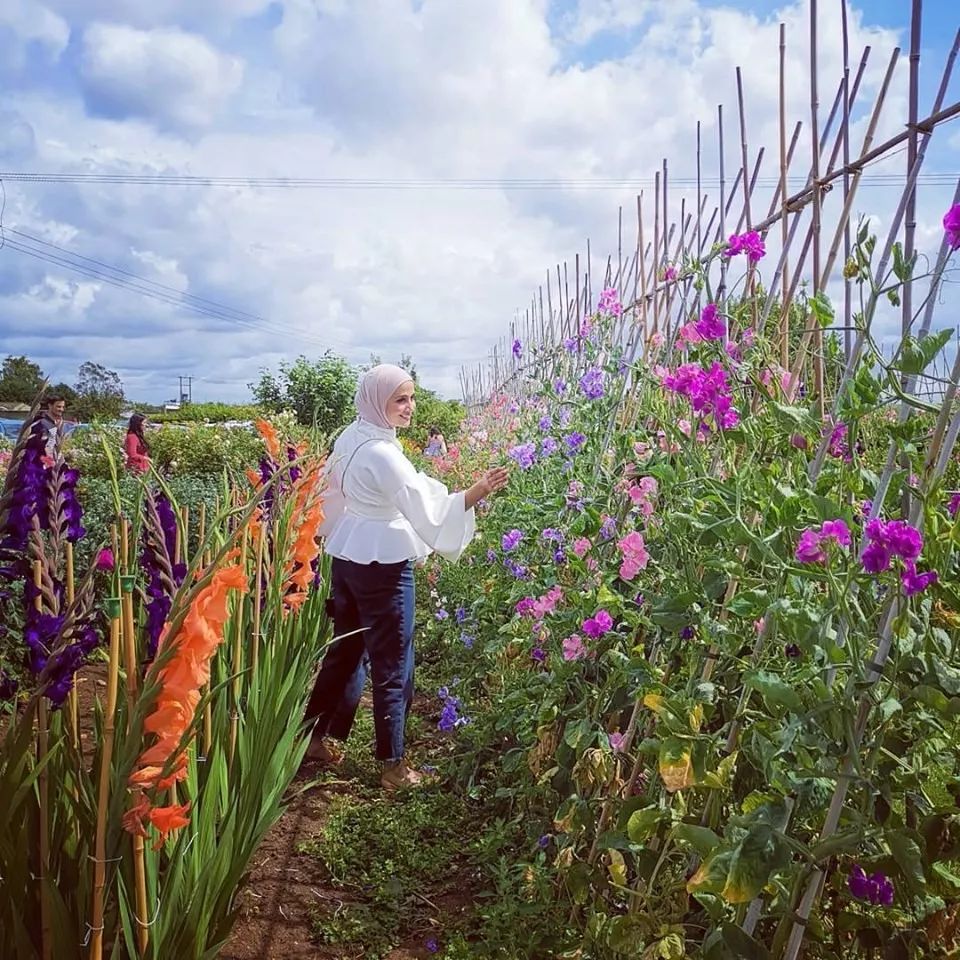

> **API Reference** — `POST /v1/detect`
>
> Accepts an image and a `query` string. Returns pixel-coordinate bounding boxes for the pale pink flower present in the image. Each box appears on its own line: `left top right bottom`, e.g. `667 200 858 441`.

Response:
562 634 587 661
608 732 627 752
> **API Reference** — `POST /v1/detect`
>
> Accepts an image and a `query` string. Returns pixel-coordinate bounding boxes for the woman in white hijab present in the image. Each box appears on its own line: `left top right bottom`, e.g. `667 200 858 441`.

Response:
305 364 509 790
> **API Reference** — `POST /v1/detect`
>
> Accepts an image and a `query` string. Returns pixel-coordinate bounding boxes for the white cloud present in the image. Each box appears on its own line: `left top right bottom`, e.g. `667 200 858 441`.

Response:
0 0 70 59
0 0 954 408
79 23 244 133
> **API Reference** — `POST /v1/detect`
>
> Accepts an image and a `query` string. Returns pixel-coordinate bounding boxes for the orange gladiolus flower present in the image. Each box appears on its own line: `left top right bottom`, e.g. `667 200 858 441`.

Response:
281 465 326 611
148 803 192 848
255 419 280 458
125 561 249 843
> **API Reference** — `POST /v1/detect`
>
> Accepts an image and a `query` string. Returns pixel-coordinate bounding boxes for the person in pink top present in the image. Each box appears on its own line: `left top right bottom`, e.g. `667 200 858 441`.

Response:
124 414 151 473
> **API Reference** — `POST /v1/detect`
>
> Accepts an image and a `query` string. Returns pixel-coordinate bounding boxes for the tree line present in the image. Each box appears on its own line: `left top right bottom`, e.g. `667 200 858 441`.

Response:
0 356 125 422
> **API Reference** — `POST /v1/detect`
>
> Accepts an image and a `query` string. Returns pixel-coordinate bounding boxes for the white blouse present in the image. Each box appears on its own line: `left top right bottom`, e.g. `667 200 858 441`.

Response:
318 419 475 564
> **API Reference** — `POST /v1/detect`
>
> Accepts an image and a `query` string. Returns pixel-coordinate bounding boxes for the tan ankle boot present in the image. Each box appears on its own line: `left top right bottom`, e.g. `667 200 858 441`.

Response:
381 760 424 791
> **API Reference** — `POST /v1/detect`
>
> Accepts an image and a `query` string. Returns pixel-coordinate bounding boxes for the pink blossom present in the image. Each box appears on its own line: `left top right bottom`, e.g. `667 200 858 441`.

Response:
618 531 650 580
677 419 692 437
676 322 703 348
633 441 651 459
726 231 766 262
662 266 678 282
572 537 592 558
608 732 627 752
649 333 665 350
562 634 587 661
754 618 765 635
95 548 116 571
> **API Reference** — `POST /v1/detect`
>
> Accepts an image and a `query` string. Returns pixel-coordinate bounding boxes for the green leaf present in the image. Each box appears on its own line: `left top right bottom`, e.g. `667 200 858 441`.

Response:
892 329 953 376
721 823 791 903
627 807 667 843
810 291 835 328
886 829 926 894
744 670 803 714
720 923 772 960
672 823 721 858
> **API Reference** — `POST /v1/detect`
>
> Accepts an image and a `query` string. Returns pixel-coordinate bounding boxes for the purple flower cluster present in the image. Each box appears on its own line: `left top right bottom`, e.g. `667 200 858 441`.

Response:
848 865 894 906
726 230 766 262
563 337 579 353
795 519 851 564
944 203 960 250
502 528 524 552
948 492 960 517
508 442 537 470
553 378 567 395
564 431 587 454
862 518 936 595
141 490 188 659
0 418 102 707
695 303 725 341
512 338 523 360
541 437 558 456
579 369 605 400
827 422 851 462
437 687 470 731
582 609 613 638
663 362 740 431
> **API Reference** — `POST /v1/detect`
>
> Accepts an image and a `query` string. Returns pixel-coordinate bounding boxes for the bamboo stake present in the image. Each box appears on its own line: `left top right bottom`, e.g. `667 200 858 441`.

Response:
66 541 79 751
841 1 852 361
34 560 52 960
88 612 121 960
119 520 148 955
228 528 249 770
809 0 824 416
252 525 264 680
779 23 790 367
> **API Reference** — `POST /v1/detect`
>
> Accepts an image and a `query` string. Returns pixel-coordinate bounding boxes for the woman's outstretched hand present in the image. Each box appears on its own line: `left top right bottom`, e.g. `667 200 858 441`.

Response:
464 466 510 509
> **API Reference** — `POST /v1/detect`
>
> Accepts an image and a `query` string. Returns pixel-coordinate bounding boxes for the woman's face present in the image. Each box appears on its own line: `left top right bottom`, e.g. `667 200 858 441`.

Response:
386 381 416 428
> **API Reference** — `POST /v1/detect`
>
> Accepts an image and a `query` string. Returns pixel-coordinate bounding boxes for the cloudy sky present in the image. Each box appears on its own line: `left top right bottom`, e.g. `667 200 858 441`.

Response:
0 0 957 404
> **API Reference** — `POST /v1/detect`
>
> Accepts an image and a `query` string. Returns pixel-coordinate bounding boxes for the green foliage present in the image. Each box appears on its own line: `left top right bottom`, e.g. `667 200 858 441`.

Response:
151 402 263 423
0 355 45 402
410 386 465 447
66 422 268 479
71 360 125 421
252 352 358 432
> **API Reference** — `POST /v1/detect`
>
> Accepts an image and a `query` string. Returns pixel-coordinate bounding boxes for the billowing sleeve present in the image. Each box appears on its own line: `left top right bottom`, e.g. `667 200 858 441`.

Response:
377 448 475 561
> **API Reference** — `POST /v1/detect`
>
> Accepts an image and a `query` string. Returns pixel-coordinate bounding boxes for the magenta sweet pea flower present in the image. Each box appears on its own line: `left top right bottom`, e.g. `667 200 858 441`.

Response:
695 303 725 340
795 529 827 564
943 203 960 250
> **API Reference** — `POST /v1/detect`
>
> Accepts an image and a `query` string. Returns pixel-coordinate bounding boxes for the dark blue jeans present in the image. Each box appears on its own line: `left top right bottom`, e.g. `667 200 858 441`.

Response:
305 558 415 761
326 653 369 740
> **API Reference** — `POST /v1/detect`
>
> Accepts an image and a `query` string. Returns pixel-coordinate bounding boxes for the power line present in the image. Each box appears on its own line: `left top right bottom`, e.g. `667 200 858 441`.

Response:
2 231 345 349
1 171 959 190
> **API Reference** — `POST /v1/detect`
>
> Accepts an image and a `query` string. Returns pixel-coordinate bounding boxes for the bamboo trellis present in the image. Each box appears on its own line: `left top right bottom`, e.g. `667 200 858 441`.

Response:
458 3 960 956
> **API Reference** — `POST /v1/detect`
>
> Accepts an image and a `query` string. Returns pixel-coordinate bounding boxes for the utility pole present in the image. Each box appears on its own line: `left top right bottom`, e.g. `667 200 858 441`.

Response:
177 376 194 405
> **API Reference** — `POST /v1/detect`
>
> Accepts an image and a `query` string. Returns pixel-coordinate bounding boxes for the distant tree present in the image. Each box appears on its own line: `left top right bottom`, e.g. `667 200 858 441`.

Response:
73 361 125 421
0 355 45 403
49 382 79 407
251 352 358 434
365 352 418 382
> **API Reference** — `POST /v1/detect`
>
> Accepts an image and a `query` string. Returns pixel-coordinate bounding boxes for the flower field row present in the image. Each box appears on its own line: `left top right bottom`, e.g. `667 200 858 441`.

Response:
0 415 331 959
422 213 960 957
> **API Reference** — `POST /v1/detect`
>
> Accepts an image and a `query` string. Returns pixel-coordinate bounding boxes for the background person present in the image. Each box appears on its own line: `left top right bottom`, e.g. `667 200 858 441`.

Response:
124 413 151 473
304 364 508 789
423 426 448 458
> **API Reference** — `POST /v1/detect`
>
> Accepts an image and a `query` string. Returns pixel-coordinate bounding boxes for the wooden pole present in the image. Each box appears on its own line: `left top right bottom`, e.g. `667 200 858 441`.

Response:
779 23 790 368
88 612 121 960
34 560 52 960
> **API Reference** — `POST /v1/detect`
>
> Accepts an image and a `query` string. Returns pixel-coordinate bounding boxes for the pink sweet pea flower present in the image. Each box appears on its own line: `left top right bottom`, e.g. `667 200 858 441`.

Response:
562 634 587 661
